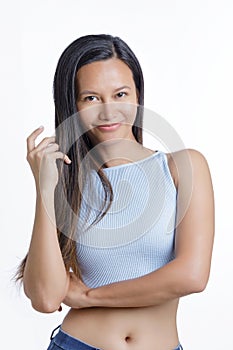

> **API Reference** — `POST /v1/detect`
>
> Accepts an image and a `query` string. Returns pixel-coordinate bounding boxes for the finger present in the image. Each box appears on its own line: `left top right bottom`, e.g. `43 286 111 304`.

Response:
35 136 56 151
43 143 59 153
27 126 44 153
69 272 80 283
54 151 72 164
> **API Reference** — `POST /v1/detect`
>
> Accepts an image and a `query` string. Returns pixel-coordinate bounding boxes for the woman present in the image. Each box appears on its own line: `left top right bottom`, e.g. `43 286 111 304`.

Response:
16 34 214 350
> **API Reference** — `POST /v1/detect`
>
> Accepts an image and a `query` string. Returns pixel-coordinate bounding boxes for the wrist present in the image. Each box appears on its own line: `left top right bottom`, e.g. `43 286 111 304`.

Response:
35 187 56 225
36 183 56 197
85 288 104 307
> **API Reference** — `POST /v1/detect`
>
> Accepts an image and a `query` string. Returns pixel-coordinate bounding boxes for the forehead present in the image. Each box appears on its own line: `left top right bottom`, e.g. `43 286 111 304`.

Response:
76 58 135 89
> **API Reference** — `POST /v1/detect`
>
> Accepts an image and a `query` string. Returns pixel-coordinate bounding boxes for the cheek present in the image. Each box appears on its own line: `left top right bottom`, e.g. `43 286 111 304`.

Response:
120 103 138 123
77 108 97 131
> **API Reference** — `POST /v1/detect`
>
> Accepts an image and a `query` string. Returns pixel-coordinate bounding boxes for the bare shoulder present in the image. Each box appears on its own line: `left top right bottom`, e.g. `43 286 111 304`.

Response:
166 149 211 188
167 148 209 165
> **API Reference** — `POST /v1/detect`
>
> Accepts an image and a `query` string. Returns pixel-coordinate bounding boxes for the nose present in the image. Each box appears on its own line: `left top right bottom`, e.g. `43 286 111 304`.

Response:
98 102 118 123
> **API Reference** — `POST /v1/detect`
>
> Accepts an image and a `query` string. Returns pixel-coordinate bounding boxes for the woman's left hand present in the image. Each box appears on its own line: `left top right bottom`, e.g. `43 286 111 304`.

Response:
61 272 92 309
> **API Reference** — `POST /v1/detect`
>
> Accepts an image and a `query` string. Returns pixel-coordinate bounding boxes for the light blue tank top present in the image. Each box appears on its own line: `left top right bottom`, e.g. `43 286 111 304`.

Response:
76 151 177 288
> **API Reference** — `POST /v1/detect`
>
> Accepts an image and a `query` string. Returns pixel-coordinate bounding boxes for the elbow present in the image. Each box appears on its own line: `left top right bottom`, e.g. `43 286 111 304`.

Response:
173 258 212 296
31 300 60 313
23 284 62 313
189 278 207 294
22 278 68 314
185 271 209 294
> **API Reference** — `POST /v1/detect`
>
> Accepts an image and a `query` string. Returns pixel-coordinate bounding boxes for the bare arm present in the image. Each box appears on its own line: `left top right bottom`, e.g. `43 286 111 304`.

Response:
63 149 215 308
23 127 71 313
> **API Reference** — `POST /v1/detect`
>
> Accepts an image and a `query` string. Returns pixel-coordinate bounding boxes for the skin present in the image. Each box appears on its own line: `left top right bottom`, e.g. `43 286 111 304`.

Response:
23 58 215 350
76 58 151 167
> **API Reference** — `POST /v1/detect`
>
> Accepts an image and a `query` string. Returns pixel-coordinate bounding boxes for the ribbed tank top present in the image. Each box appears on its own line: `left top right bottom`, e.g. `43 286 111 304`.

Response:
76 151 177 288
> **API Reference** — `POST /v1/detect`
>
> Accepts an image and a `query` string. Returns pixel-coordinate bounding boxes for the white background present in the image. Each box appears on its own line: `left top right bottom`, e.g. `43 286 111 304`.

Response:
1 0 232 349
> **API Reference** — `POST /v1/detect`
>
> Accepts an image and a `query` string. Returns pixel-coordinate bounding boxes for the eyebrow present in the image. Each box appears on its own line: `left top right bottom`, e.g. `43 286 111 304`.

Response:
79 85 132 96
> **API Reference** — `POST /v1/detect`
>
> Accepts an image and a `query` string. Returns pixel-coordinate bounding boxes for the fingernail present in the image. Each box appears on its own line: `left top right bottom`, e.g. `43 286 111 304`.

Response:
65 156 72 164
38 125 44 129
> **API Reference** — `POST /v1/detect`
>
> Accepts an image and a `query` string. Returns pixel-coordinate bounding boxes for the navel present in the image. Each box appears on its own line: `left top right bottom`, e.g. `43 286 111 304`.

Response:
125 336 131 343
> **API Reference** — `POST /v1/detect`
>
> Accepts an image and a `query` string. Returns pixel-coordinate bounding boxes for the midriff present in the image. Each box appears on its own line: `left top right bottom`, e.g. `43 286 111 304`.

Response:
61 298 180 350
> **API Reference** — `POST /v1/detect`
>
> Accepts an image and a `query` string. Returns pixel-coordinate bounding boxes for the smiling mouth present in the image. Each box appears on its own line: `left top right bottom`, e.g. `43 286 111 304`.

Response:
96 123 122 131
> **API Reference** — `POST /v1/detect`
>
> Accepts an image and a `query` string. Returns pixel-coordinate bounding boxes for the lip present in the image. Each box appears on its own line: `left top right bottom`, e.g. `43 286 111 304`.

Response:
96 123 122 131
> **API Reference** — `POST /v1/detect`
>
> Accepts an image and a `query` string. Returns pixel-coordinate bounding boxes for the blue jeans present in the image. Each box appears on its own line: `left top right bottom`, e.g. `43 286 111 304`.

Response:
47 325 183 350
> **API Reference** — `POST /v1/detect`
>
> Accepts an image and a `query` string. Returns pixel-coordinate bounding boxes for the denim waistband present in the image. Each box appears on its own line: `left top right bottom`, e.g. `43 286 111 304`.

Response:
50 325 183 350
51 327 100 350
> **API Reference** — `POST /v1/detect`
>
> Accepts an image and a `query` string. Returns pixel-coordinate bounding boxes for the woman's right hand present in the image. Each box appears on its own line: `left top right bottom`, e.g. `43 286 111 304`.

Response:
26 126 71 193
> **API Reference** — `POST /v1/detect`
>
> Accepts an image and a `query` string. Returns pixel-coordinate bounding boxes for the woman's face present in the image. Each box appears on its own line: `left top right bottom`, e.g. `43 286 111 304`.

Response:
76 58 139 146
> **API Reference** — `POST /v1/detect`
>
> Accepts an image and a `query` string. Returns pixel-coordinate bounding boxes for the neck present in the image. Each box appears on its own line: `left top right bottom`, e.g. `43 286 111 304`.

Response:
91 139 152 168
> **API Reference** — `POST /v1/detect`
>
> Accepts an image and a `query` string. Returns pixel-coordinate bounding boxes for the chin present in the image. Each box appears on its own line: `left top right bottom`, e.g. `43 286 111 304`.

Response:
96 136 126 147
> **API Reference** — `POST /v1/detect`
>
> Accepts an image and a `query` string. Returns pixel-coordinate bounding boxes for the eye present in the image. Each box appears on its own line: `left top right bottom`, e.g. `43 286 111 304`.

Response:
83 96 98 102
116 91 127 98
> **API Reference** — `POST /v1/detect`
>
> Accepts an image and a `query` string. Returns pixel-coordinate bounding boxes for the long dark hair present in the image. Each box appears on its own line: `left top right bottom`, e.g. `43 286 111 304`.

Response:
16 34 144 281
